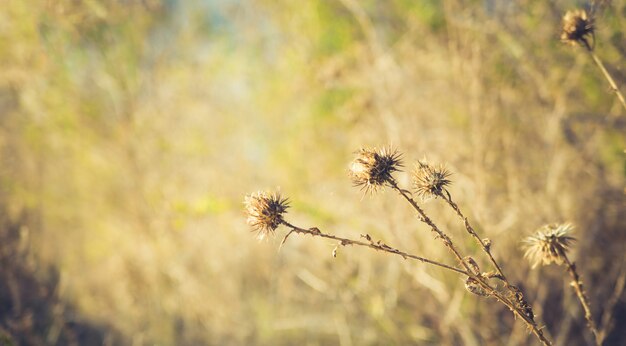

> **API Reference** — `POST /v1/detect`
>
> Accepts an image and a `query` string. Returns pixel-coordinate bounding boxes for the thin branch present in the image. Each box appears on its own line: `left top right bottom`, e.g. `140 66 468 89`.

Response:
280 221 469 276
582 41 626 114
387 181 552 345
440 191 509 284
561 251 600 345
281 219 551 344
388 181 470 272
281 219 548 343
598 265 626 344
279 229 296 252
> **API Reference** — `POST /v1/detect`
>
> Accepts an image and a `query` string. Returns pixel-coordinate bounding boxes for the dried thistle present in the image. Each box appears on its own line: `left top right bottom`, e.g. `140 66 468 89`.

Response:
559 9 626 113
561 9 594 48
412 160 452 199
349 147 402 194
244 191 290 240
523 223 577 268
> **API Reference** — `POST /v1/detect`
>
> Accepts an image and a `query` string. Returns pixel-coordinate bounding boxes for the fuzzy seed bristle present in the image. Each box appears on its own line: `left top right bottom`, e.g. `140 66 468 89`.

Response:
244 191 290 240
349 146 403 194
523 223 577 268
412 160 452 199
561 9 594 48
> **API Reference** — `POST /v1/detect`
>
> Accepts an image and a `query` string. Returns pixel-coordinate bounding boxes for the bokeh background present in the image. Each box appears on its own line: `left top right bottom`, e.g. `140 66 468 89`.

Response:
1 0 625 345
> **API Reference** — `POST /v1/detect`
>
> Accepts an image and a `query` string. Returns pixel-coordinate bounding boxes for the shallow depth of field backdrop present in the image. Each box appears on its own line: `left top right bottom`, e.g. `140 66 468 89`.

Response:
1 0 625 345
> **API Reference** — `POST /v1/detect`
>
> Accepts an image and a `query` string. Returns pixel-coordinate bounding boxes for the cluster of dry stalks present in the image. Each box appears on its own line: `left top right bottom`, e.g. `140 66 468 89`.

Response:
244 6 624 346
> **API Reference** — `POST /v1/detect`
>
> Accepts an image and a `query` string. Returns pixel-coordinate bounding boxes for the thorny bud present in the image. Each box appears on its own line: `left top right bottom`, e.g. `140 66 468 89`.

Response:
561 9 594 48
464 256 481 275
412 160 452 199
483 271 505 281
520 300 535 321
349 146 403 194
309 227 321 234
465 278 489 297
523 223 577 268
508 285 534 321
483 238 492 251
244 191 290 240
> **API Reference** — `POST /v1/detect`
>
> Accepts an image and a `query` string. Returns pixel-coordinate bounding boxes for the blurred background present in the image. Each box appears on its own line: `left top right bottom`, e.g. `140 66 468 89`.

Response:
1 0 625 345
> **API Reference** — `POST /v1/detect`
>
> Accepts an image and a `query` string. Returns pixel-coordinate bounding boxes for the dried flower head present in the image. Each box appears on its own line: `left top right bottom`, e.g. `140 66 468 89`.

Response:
349 147 402 194
523 223 577 268
561 9 594 48
412 160 452 199
244 191 290 240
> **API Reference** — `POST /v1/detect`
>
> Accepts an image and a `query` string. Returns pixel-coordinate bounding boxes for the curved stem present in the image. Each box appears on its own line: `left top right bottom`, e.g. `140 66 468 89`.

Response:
388 181 551 345
440 191 509 284
582 42 626 114
388 181 471 273
481 283 552 346
561 251 600 345
598 267 626 344
280 221 469 275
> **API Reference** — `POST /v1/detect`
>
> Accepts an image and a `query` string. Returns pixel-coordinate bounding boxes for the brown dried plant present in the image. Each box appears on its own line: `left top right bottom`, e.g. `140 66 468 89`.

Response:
349 146 403 194
524 224 600 345
412 160 452 199
244 191 290 240
523 223 577 268
561 9 595 48
246 147 553 346
561 8 626 113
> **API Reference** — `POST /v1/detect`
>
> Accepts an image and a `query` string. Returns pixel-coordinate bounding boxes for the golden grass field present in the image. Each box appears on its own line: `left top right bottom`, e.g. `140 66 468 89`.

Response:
1 0 625 345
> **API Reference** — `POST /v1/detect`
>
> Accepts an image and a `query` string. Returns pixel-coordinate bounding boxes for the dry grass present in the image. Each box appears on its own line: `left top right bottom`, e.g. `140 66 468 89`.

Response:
1 0 625 345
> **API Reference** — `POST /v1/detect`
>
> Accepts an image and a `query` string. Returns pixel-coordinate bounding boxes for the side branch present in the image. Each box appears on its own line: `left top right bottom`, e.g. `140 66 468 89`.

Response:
583 43 626 114
561 252 600 345
280 221 469 276
388 181 552 346
388 181 471 273
440 191 509 283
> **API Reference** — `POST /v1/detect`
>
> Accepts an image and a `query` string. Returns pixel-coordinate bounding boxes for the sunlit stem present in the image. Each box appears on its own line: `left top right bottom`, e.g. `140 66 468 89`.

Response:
560 249 601 345
280 220 469 275
582 40 626 113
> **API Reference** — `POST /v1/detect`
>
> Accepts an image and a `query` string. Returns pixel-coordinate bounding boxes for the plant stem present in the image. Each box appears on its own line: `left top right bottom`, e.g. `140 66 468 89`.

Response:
388 181 471 272
561 251 600 345
598 268 626 344
440 191 509 284
388 181 552 346
482 284 552 346
583 41 626 114
280 221 469 275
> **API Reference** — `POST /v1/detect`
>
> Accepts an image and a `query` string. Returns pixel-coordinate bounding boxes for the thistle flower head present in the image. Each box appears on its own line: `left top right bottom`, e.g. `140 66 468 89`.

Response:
412 160 452 199
349 146 402 194
244 191 290 240
523 223 577 268
561 9 594 47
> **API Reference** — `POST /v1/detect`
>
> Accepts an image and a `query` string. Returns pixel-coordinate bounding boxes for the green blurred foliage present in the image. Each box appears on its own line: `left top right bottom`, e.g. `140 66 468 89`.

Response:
1 0 626 345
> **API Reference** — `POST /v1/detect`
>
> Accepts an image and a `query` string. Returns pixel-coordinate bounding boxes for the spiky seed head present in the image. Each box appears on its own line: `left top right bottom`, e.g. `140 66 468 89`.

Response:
349 147 403 194
412 160 452 199
244 191 290 240
561 9 594 47
523 223 577 268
